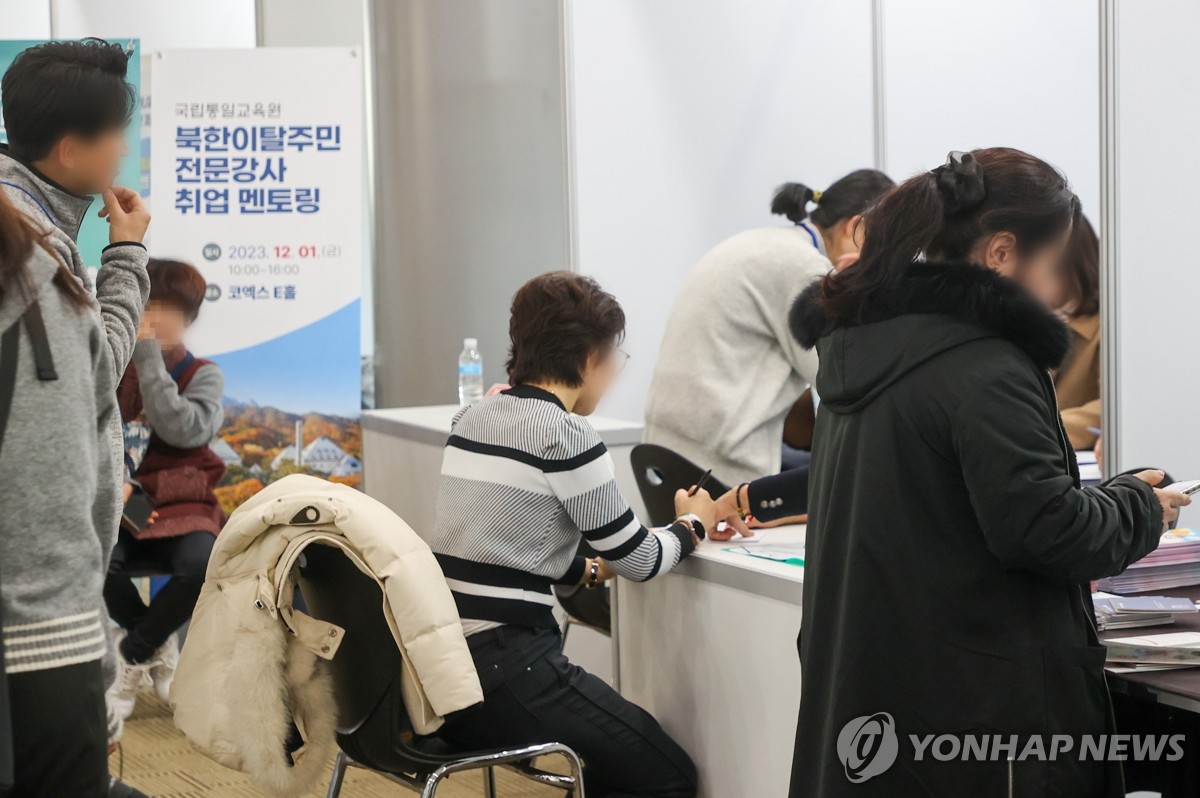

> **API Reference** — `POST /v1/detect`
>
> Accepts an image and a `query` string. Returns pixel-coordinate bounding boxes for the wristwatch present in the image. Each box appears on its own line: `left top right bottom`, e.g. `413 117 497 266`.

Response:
676 513 706 540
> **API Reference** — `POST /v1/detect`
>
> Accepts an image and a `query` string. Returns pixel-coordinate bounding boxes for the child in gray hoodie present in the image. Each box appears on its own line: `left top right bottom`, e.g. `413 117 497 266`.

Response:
0 37 149 797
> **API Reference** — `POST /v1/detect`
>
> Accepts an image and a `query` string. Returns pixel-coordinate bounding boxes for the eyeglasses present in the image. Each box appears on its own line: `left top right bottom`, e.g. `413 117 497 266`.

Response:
614 348 631 372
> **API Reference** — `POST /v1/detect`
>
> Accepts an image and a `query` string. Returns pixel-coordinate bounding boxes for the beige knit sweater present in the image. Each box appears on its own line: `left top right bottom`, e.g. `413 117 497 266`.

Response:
643 224 827 484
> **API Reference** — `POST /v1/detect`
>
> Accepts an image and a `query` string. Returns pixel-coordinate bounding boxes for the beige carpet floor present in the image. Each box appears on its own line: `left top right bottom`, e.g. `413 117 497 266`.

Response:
109 690 565 798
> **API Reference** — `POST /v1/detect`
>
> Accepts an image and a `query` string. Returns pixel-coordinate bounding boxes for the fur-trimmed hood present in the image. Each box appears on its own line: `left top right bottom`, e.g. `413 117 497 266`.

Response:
789 261 1071 413
171 475 483 797
790 261 1070 368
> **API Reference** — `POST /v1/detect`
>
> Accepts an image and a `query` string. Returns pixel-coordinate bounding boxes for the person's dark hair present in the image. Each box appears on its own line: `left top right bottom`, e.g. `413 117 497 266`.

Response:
1061 212 1099 318
147 259 207 321
771 169 895 227
506 271 625 388
818 148 1079 325
2 38 136 161
0 189 91 309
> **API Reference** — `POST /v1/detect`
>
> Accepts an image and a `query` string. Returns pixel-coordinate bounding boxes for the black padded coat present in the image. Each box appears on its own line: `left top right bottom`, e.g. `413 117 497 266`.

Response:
787 262 1162 798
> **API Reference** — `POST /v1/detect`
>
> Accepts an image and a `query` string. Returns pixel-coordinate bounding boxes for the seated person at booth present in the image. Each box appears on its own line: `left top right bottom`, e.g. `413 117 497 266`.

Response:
429 271 713 798
642 169 893 485
105 259 225 723
1051 213 1101 449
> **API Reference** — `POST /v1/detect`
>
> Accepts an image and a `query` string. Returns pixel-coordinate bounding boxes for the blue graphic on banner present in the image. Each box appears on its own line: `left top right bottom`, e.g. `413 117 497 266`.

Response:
216 300 361 417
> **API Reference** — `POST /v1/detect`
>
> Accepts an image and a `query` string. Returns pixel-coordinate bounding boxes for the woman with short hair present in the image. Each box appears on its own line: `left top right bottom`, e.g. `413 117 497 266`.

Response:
431 271 712 798
105 258 225 722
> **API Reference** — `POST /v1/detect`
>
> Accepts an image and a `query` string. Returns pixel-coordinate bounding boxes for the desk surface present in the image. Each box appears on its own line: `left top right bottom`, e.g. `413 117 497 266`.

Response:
362 404 644 447
673 524 805 605
1102 584 1200 712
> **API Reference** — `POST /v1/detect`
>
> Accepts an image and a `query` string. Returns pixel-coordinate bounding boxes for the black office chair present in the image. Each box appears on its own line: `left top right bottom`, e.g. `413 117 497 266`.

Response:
630 444 730 526
294 543 585 798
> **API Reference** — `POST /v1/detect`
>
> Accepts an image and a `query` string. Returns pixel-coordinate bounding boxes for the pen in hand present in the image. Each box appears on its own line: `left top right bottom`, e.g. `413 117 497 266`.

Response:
688 469 713 497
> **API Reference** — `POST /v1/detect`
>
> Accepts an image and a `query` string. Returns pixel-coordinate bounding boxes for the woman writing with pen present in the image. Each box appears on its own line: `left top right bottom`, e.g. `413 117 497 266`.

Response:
428 271 713 798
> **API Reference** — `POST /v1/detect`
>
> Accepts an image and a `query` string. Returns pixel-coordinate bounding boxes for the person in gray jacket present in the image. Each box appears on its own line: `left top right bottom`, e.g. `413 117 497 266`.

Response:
0 38 149 797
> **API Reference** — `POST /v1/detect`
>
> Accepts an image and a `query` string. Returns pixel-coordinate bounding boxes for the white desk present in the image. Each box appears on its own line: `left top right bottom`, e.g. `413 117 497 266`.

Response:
362 404 647 536
616 525 805 798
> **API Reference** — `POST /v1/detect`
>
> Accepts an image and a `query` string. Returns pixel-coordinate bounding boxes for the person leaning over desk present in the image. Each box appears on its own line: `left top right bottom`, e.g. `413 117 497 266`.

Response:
711 206 1106 532
642 169 893 485
765 149 1188 797
428 271 714 798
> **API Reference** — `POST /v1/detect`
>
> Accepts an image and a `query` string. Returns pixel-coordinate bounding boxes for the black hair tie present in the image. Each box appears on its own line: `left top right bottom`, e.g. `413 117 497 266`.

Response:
932 151 986 217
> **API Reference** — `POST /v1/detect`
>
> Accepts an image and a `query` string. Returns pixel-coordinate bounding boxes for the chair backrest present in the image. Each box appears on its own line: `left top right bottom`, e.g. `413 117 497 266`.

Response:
630 443 730 526
295 543 405 736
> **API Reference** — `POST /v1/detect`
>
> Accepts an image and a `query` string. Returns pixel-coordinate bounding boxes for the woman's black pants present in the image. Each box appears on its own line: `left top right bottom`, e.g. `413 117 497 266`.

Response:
439 626 698 798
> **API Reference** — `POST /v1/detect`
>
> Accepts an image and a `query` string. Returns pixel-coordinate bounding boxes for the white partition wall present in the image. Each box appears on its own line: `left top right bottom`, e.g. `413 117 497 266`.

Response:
0 0 51 37
1105 0 1200 480
880 0 1100 213
49 0 256 49
361 0 1105 424
368 0 572 408
567 0 876 420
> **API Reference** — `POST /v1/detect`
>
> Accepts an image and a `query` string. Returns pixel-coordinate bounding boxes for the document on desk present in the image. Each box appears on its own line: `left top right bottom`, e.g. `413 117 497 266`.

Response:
724 543 805 566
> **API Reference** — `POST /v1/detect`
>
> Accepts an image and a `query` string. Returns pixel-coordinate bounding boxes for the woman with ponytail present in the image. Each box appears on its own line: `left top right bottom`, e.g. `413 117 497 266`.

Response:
644 168 892 484
784 148 1188 797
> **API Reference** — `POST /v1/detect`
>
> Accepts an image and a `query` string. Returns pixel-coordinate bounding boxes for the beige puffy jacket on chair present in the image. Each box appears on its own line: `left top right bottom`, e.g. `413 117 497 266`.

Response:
170 474 483 797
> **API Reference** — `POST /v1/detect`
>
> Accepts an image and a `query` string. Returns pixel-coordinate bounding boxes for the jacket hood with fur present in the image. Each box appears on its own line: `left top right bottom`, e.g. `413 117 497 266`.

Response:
171 475 483 797
788 261 1070 414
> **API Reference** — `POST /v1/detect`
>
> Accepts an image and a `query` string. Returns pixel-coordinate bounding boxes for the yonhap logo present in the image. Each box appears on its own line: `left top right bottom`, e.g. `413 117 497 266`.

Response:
837 712 899 783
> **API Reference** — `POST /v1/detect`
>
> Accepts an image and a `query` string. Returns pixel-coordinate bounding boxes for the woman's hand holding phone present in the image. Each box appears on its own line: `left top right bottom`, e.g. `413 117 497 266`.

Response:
1133 469 1193 530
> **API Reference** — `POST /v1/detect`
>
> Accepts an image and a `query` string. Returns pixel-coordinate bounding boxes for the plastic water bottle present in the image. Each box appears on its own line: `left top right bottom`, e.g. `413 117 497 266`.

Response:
458 338 484 406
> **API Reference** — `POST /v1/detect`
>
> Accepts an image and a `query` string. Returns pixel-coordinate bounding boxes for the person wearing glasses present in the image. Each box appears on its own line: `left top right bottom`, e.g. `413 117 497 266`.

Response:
429 271 713 798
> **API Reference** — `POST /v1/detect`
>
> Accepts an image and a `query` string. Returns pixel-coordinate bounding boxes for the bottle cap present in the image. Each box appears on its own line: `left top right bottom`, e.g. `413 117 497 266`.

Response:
464 337 478 349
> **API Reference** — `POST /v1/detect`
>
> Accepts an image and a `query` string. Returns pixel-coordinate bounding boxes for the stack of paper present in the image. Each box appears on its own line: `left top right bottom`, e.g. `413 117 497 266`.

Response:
1093 591 1191 630
1098 528 1200 594
1077 449 1101 485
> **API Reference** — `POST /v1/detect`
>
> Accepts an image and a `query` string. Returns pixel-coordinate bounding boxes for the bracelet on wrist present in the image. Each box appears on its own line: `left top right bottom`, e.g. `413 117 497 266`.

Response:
585 558 600 589
735 482 750 520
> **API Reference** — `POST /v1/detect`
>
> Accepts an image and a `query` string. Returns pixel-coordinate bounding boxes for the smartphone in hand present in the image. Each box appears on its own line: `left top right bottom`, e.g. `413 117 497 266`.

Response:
122 488 155 533
1164 479 1200 496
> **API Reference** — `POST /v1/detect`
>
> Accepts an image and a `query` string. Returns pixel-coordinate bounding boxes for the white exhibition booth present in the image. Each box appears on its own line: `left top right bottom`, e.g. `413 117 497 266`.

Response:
6 0 1197 795
362 1 1200 795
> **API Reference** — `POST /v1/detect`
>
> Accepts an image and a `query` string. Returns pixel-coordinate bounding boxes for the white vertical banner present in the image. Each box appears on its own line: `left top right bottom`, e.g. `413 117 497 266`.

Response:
149 48 366 509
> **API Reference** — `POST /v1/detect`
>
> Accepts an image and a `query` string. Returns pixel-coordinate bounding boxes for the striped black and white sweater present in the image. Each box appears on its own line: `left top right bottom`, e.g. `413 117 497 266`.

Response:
430 385 696 631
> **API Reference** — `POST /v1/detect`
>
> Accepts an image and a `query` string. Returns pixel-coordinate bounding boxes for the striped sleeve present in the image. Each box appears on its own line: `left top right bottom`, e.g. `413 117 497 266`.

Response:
544 415 695 582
